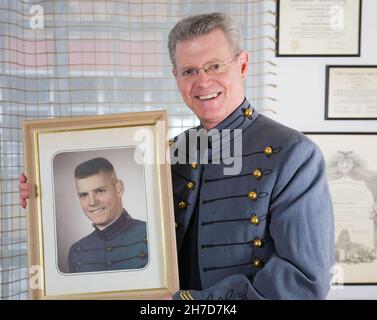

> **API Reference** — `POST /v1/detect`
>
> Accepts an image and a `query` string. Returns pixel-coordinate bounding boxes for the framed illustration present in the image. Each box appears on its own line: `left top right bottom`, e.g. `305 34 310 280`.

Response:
276 0 362 57
325 65 377 120
23 110 179 299
305 132 377 285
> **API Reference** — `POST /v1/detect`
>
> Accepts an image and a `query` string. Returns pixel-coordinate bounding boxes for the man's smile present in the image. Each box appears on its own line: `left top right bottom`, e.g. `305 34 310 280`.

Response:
89 207 105 214
195 92 221 101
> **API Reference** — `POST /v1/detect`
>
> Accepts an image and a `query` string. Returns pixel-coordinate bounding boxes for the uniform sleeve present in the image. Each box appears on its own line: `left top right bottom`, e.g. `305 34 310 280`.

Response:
173 139 335 300
68 245 76 273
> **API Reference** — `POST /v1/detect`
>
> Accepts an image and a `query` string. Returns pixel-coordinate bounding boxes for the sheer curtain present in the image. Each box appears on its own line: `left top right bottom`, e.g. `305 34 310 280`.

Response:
0 0 276 299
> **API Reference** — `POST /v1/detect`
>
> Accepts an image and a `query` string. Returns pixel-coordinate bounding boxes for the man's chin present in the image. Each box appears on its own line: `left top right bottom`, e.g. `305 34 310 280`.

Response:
198 111 226 129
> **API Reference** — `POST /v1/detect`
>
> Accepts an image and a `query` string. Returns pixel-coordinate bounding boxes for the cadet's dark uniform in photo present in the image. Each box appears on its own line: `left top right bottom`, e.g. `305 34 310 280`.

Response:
68 210 148 273
171 99 334 300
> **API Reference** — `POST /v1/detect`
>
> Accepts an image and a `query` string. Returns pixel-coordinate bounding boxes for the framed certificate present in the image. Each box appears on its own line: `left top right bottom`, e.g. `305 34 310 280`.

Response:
325 65 377 120
276 0 362 57
23 111 179 299
305 132 377 285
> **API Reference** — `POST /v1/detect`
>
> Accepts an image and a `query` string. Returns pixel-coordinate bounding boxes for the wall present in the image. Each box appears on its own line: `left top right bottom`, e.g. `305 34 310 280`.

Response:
267 0 377 299
270 0 377 132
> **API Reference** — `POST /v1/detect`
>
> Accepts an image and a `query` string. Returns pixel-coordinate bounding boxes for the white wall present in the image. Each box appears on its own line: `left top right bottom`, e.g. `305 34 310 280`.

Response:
269 0 377 132
267 0 377 299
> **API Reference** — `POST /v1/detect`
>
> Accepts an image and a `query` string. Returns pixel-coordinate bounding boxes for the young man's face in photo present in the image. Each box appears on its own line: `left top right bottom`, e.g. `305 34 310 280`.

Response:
75 170 124 228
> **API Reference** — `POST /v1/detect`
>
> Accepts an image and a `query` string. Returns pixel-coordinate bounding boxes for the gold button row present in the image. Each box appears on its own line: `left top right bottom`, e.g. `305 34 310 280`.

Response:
248 191 258 200
243 108 253 118
250 214 259 225
178 201 187 209
252 258 264 269
252 237 263 248
264 146 273 156
252 169 262 179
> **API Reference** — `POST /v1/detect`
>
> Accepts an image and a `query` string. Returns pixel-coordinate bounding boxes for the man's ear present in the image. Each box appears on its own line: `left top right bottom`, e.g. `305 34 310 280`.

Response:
116 180 124 196
239 51 249 80
172 68 178 78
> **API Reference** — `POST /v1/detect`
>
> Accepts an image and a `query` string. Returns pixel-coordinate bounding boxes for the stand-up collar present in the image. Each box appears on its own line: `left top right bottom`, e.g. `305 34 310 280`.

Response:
198 98 258 157
171 98 258 163
94 210 131 241
208 97 257 132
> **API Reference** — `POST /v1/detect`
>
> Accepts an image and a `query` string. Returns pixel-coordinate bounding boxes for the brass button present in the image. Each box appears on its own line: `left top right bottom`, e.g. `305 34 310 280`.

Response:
169 139 174 147
264 146 273 156
144 237 148 243
106 246 112 252
250 214 259 225
253 238 263 248
175 222 178 228
139 251 147 259
252 258 264 269
252 169 262 179
186 181 195 190
178 201 187 209
191 162 198 169
248 191 258 200
243 108 253 118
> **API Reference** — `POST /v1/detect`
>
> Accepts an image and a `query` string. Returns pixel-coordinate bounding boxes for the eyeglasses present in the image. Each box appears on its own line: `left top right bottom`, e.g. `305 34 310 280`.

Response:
176 53 241 80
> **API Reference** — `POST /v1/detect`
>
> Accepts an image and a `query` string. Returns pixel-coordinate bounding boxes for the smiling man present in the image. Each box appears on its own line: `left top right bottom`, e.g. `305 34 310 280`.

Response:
67 157 148 273
172 27 247 130
168 12 334 300
19 12 335 300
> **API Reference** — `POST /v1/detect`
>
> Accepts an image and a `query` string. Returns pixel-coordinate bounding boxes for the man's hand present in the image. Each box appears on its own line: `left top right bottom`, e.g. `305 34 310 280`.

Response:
19 173 30 209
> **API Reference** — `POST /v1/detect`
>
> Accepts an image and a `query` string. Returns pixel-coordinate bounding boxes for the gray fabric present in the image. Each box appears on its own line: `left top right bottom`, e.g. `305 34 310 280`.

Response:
171 99 334 300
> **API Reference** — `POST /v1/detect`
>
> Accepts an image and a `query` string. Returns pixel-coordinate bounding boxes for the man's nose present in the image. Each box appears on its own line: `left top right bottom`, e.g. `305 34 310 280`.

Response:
88 194 98 206
195 68 212 87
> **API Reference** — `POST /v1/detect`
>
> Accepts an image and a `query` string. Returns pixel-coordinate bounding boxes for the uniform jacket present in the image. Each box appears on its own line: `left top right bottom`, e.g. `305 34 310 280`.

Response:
170 98 335 300
68 210 148 273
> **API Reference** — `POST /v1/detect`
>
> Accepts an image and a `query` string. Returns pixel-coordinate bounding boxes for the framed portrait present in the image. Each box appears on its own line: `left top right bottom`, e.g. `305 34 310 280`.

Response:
23 110 179 299
276 0 362 57
325 65 377 120
305 132 377 285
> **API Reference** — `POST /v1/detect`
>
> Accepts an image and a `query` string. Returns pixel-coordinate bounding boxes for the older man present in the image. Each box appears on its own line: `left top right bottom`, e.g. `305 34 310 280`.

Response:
20 12 334 300
167 12 334 300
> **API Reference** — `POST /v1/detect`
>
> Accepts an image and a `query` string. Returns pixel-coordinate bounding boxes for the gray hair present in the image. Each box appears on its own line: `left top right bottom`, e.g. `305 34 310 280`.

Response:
168 12 242 68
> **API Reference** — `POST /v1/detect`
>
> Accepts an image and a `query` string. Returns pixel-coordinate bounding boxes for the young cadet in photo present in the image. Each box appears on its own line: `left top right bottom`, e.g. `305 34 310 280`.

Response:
20 12 334 299
68 157 148 273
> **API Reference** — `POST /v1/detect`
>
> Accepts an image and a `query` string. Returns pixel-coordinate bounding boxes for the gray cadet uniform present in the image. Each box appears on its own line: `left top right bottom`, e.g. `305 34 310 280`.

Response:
170 98 334 300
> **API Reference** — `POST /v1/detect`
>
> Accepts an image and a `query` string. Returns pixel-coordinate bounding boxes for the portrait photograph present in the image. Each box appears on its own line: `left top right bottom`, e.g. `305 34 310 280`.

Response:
23 111 179 299
53 148 148 275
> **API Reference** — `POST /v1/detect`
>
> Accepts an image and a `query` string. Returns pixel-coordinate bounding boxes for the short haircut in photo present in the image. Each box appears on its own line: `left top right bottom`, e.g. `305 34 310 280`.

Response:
74 157 115 179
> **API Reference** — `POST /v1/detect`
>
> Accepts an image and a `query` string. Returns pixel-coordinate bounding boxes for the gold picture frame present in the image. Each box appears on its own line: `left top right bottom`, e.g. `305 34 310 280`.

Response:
23 110 179 299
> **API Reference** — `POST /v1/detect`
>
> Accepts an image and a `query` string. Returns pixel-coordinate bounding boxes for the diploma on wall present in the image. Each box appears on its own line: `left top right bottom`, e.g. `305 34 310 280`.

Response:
305 133 377 284
325 66 377 120
276 0 361 56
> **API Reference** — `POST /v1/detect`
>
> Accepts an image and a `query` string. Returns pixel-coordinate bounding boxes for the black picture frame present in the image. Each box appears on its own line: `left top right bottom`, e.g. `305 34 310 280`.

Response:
276 0 362 57
325 65 377 120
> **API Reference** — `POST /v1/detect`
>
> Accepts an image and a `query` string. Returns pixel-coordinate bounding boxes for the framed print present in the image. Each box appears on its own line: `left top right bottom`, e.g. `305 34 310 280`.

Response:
325 66 377 120
23 111 179 299
276 0 362 57
305 132 377 285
